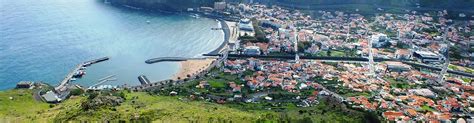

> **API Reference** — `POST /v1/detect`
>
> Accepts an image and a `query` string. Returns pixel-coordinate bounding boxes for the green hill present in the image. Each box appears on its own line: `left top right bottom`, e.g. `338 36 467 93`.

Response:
0 89 372 122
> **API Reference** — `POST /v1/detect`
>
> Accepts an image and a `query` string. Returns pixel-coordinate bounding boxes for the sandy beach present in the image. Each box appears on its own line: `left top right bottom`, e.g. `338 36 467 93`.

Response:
172 21 236 80
172 59 215 80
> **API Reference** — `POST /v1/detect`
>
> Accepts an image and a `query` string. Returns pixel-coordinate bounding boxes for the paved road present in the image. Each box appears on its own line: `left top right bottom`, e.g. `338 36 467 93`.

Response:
203 54 474 78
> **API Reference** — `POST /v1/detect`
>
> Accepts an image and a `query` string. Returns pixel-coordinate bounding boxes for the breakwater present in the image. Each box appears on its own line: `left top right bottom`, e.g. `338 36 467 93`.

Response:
55 57 109 91
145 57 207 64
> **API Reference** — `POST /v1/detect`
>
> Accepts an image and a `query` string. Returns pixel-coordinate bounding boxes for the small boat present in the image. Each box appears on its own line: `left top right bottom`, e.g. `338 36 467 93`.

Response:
146 20 151 24
73 70 85 78
190 14 200 19
70 78 77 81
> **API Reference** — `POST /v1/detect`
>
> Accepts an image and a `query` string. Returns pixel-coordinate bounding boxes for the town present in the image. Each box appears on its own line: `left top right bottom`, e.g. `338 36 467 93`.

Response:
5 1 474 122
171 2 473 122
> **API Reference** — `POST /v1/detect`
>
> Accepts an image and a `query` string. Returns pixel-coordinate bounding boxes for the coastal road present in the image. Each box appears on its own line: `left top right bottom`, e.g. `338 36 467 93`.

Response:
203 54 474 78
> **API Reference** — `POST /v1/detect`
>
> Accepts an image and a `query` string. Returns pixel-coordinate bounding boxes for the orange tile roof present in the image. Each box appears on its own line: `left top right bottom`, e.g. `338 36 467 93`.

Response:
383 111 405 121
405 109 417 116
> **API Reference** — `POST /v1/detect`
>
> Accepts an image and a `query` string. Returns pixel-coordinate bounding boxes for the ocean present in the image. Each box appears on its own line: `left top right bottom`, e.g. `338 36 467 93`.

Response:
0 0 224 90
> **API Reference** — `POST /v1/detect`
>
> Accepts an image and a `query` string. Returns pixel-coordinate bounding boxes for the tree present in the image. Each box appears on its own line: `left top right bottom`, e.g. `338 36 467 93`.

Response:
70 88 84 96
299 117 313 123
450 46 464 60
396 41 410 49
88 92 98 100
298 41 312 53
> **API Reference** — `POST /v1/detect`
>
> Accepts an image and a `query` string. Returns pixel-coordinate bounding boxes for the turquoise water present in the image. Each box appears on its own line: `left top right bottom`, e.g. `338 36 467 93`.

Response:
0 0 224 90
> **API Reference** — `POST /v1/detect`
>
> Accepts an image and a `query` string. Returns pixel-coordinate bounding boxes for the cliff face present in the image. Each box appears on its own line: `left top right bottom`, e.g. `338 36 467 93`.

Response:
108 0 215 11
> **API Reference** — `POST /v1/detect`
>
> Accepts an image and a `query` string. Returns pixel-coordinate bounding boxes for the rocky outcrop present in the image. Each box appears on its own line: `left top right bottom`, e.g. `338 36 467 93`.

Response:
81 95 124 110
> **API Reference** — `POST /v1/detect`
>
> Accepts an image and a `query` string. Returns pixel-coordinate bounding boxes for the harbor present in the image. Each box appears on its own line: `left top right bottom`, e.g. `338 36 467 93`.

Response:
22 10 236 103
54 57 109 93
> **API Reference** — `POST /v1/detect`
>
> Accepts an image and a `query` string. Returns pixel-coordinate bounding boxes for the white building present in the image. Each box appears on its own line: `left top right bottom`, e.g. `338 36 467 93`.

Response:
413 50 442 63
243 46 261 55
214 2 226 11
239 18 254 36
239 18 254 31
408 89 436 98
371 33 390 48
42 91 62 103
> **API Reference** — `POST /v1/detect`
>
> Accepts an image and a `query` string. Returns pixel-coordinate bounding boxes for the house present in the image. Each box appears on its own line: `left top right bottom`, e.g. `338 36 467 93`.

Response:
405 109 418 117
16 81 33 89
382 111 406 121
395 49 412 60
197 81 210 88
41 91 62 103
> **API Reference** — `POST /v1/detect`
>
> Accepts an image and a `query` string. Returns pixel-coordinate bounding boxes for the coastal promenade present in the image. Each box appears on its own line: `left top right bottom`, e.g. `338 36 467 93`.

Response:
55 57 109 91
55 64 83 91
207 19 230 55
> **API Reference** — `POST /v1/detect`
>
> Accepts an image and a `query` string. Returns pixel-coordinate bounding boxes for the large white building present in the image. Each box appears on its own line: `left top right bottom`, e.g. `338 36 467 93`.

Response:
239 18 253 31
243 46 261 55
370 33 390 48
239 18 254 36
214 2 226 10
413 50 443 63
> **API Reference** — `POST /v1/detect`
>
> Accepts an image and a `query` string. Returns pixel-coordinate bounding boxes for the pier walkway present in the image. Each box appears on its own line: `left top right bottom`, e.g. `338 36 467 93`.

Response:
89 75 116 88
55 57 109 91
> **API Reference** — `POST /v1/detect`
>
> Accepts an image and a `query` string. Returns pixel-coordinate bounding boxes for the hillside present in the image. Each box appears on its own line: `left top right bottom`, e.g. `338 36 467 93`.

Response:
0 89 371 122
0 89 266 122
108 0 474 13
